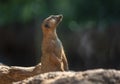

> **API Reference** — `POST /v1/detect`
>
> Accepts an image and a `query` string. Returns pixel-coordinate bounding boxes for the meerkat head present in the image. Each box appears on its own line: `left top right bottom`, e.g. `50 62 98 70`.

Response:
41 14 63 32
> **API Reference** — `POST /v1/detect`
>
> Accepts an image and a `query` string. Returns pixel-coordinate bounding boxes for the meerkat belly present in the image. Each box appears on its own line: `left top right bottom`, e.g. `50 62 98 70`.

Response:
43 39 63 58
41 39 64 71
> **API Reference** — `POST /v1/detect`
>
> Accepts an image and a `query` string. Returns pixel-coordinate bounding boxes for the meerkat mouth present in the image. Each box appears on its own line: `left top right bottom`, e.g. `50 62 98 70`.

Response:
51 14 63 24
55 14 63 22
43 14 63 28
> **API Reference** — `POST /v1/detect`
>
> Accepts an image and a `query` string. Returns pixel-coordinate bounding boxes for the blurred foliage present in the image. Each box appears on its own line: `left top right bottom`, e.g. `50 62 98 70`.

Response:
0 0 44 25
1 0 120 30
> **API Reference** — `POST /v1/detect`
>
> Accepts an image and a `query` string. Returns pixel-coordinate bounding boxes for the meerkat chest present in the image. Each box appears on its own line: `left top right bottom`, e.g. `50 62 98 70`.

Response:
42 38 63 55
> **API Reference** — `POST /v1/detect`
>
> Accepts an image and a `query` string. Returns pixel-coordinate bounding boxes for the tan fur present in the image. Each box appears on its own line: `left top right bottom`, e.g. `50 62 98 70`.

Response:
40 15 69 73
0 15 69 84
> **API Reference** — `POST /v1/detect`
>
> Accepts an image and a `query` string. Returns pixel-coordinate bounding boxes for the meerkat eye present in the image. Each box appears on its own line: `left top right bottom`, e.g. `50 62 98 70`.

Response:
44 23 50 28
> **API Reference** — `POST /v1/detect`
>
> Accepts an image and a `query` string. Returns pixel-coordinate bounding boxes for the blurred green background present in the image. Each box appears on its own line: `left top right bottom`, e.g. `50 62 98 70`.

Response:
0 0 120 70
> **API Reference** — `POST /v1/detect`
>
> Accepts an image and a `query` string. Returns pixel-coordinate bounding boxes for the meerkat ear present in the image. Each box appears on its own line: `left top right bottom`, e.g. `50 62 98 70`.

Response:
44 22 50 28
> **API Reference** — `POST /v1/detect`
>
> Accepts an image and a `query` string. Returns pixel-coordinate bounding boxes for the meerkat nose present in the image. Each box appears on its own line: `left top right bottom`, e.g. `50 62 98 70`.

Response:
55 14 63 23
57 14 63 19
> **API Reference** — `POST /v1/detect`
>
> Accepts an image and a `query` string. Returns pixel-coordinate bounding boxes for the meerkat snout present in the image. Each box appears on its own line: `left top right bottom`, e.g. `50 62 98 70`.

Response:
42 14 63 29
53 14 63 23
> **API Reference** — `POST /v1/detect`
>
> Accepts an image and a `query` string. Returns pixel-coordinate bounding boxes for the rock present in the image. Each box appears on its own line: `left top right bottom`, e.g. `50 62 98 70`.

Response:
0 63 120 84
0 63 41 84
14 69 120 84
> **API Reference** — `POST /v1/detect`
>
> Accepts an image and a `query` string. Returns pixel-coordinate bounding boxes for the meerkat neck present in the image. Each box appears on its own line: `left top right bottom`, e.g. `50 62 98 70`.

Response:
41 29 60 55
43 30 58 40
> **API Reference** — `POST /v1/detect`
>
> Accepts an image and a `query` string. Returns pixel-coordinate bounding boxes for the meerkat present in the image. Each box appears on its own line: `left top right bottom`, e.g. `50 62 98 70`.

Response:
40 14 69 73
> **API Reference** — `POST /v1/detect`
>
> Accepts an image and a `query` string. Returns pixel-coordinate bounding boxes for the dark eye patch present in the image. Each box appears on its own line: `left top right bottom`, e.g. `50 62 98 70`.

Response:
44 22 50 28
